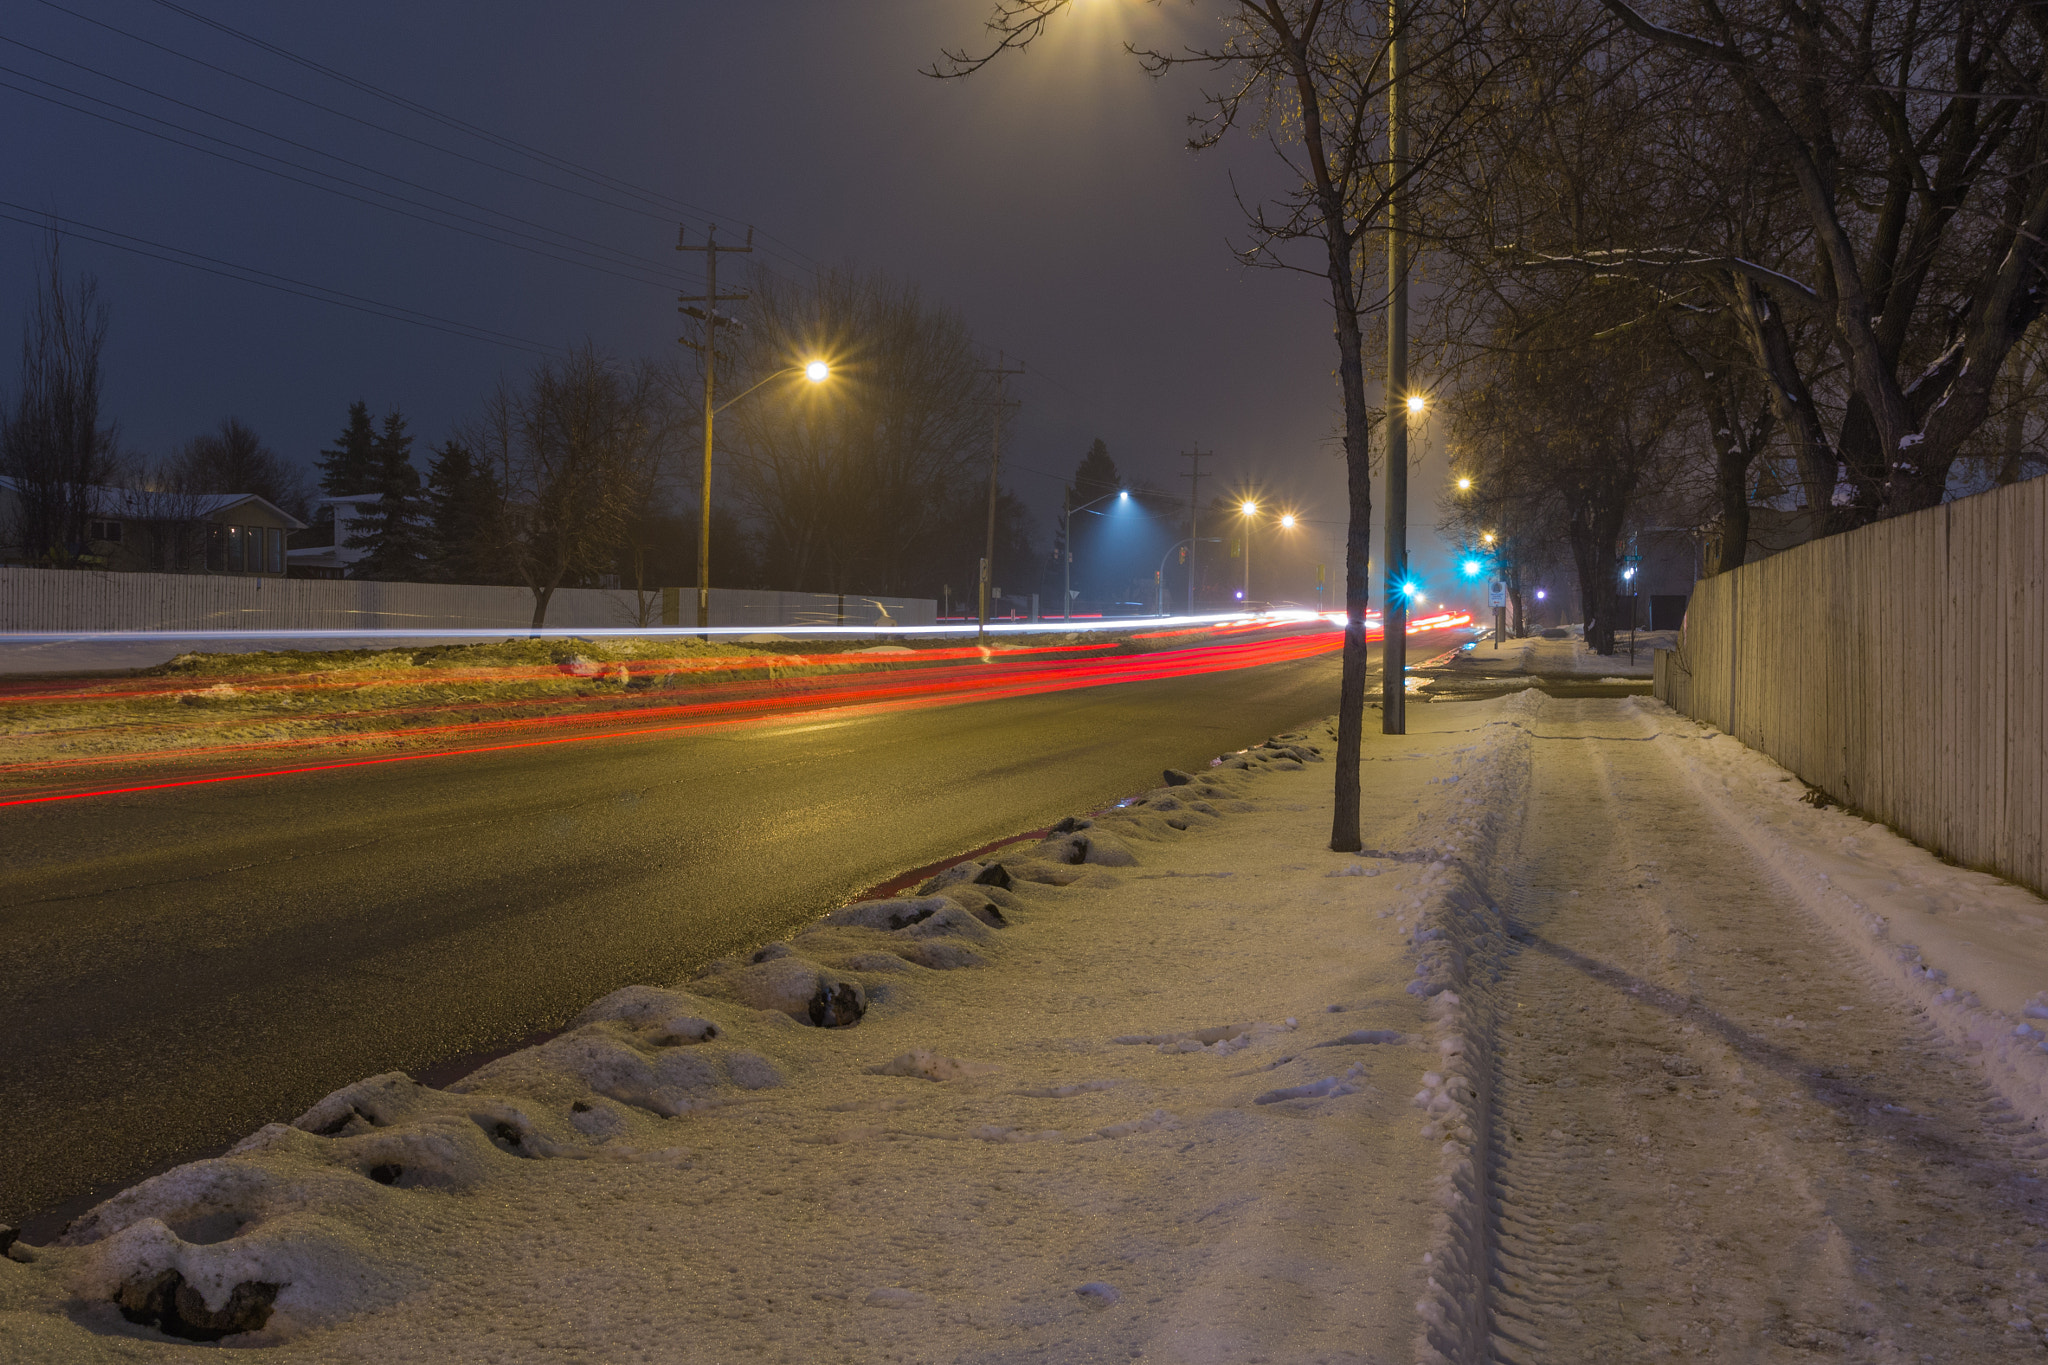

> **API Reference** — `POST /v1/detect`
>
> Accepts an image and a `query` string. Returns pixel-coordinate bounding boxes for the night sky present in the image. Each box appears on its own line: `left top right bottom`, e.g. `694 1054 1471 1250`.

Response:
4 0 1466 604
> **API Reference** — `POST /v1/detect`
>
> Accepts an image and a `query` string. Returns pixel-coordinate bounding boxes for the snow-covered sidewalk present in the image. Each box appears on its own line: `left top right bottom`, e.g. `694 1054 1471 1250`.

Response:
11 686 2048 1362
0 718 1511 1363
1442 627 1674 679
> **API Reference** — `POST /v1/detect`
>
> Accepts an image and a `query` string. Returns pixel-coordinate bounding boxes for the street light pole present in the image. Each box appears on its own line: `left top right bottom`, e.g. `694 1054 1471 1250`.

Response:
1063 488 1128 621
1244 508 1254 603
1381 0 1411 735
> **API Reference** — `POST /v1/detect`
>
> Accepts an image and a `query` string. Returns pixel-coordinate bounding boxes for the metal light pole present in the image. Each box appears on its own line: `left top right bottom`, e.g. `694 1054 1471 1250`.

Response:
1381 0 1411 734
1062 488 1128 621
1239 501 1258 604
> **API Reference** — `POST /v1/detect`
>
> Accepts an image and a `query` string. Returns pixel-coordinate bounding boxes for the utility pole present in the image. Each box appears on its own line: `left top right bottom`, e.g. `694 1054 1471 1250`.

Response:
979 357 1025 646
1179 445 1211 615
676 224 752 634
1381 0 1410 735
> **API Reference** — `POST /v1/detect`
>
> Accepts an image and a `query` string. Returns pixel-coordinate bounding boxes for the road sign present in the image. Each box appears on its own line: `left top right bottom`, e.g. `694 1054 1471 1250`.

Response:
1488 580 1507 608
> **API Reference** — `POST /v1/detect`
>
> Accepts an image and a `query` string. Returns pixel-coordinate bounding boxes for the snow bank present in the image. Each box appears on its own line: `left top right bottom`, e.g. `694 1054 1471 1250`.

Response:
3 724 1503 1362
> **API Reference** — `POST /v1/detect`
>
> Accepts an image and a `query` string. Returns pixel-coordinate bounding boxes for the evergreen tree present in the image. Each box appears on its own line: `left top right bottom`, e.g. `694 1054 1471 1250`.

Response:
316 400 378 495
1069 438 1122 503
423 439 503 583
1063 439 1125 606
346 410 427 579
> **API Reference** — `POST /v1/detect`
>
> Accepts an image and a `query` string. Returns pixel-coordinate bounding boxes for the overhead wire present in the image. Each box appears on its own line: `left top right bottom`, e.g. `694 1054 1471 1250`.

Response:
0 201 557 356
0 32 700 287
11 1 1078 436
25 0 767 249
136 0 824 278
0 67 700 293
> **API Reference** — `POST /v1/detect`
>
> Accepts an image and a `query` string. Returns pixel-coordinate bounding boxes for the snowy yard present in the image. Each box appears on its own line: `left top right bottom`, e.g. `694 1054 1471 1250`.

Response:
7 689 2048 1362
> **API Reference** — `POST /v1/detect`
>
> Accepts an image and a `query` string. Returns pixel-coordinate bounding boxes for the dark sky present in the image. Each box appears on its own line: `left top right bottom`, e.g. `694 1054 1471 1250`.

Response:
4 0 1466 603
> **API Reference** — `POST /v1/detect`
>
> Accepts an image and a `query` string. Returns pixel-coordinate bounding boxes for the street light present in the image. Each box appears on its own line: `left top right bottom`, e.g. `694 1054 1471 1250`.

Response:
1407 394 1426 415
1061 486 1130 621
1456 475 1472 492
693 358 832 631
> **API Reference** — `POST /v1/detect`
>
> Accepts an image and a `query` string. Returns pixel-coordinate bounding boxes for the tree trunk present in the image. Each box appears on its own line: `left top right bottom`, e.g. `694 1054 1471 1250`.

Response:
529 582 557 633
1714 442 1753 575
1324 230 1374 855
1997 396 2026 486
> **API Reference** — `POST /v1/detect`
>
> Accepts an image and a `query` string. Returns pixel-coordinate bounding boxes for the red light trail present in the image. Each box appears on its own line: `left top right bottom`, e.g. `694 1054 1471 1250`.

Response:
0 621 1476 809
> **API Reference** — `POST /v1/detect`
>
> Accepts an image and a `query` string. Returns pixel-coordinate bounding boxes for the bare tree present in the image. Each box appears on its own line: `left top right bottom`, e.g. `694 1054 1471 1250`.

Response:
1451 287 1687 653
1508 0 2048 527
170 417 310 518
468 345 673 630
935 0 1509 852
720 267 997 597
1 234 116 565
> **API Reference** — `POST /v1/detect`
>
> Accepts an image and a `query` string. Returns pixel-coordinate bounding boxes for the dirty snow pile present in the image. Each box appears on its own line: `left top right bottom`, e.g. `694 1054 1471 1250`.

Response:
0 725 1514 1364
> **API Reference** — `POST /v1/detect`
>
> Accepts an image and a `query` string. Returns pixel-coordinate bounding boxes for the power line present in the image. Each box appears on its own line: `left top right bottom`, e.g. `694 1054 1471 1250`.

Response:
24 0 779 253
0 34 697 287
138 0 824 278
0 202 557 355
0 68 697 293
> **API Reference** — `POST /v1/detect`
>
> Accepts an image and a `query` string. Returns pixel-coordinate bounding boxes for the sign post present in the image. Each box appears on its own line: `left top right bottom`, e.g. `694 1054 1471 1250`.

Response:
1488 579 1507 650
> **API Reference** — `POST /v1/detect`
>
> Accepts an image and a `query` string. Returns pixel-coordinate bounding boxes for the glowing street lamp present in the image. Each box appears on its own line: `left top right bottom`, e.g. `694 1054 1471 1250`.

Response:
1407 393 1426 415
1456 475 1472 492
694 357 833 630
1061 486 1131 621
1239 501 1258 603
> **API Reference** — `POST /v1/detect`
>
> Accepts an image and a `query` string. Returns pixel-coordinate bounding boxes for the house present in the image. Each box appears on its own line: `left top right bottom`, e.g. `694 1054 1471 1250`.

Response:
285 493 381 579
0 476 307 576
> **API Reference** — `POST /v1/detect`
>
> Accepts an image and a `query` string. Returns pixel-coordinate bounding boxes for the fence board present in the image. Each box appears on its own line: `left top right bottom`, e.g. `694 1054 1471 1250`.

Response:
1655 476 2048 898
0 569 937 634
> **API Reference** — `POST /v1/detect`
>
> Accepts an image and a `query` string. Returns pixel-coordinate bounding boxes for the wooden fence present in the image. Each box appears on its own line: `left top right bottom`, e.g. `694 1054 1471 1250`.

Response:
0 568 936 634
1655 474 2048 897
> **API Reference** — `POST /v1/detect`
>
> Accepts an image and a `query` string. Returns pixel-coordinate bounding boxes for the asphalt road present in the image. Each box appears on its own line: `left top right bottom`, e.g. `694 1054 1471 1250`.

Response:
0 646 1350 1228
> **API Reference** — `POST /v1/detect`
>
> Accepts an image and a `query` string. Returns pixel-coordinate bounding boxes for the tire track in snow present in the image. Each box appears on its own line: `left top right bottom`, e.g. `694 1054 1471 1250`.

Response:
1478 696 2048 1363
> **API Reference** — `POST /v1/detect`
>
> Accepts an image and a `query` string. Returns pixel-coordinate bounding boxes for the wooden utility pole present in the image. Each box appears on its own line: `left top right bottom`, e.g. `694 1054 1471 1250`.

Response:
1179 445 1211 615
676 224 752 633
1381 0 1410 734
978 357 1025 646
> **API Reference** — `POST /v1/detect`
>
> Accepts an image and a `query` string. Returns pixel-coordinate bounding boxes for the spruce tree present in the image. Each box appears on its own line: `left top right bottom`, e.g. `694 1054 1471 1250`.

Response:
346 410 426 579
316 400 378 495
423 439 501 582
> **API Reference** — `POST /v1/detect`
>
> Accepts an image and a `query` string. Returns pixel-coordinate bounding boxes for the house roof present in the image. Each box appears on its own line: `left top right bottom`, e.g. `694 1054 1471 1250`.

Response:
0 477 307 530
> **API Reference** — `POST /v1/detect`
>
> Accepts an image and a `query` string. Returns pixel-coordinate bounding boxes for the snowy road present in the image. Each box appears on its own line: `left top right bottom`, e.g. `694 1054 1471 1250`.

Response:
1482 698 2048 1361
0 649 1346 1232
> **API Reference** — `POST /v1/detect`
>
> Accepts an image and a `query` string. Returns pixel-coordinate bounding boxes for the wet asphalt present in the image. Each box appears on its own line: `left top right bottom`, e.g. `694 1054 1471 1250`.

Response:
0 648 1346 1230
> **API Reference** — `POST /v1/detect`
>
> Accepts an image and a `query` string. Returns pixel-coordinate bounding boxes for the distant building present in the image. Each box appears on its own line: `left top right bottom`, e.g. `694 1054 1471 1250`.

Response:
285 493 381 580
0 476 306 576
